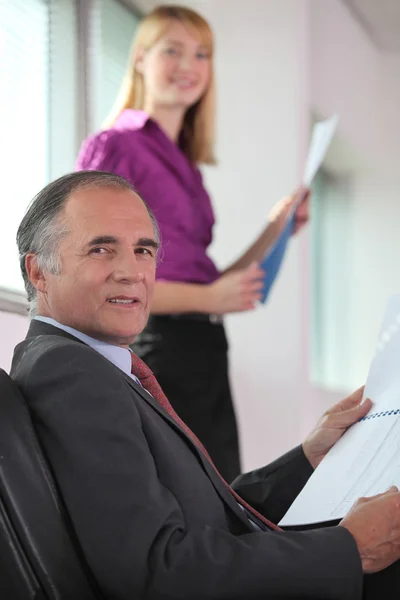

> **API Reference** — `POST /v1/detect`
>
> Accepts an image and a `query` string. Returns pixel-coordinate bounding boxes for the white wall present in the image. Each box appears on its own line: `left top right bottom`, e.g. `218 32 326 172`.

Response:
0 311 28 373
310 0 400 398
310 0 384 165
381 55 400 168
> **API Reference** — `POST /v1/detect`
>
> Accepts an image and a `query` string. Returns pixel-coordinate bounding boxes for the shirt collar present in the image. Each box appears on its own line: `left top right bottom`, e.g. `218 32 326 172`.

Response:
34 316 133 378
113 109 150 132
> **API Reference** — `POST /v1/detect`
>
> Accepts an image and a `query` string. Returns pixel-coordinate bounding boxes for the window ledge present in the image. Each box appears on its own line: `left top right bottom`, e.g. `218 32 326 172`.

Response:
0 288 28 316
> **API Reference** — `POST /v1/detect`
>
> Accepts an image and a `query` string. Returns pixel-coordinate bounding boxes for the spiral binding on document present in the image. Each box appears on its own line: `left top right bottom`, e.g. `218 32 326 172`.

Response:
360 409 400 422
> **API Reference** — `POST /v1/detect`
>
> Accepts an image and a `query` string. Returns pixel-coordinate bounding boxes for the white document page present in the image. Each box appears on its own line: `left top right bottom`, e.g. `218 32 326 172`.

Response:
303 115 339 187
259 115 339 304
289 114 339 213
279 295 400 527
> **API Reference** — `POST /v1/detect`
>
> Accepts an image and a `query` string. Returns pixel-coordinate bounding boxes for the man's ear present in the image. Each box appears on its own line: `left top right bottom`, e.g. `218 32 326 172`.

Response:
134 47 146 75
25 254 47 294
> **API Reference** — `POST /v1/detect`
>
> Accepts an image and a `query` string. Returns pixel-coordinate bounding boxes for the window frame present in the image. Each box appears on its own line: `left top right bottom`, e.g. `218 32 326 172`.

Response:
0 0 142 315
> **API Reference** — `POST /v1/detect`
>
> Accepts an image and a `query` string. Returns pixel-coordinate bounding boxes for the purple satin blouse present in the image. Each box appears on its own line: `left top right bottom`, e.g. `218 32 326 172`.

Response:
75 109 220 284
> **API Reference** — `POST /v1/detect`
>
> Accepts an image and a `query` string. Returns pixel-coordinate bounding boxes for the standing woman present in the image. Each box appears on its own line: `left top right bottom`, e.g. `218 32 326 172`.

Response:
76 5 308 482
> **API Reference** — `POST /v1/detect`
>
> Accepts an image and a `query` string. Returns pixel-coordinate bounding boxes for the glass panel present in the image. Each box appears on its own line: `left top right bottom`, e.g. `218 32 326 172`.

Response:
94 0 139 129
311 170 353 389
0 0 49 293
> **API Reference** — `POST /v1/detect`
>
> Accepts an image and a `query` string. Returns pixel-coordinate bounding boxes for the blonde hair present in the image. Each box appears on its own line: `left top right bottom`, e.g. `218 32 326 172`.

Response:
104 5 216 165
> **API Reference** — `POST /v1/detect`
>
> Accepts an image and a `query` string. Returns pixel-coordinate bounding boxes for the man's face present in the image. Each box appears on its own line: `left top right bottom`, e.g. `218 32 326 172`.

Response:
35 187 158 347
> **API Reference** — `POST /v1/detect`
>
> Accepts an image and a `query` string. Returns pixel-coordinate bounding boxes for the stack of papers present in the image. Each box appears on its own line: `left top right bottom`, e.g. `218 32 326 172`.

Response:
260 115 339 303
279 295 400 527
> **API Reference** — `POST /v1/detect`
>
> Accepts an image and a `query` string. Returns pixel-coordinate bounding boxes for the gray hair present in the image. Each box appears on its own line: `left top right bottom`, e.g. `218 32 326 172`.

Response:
17 170 160 316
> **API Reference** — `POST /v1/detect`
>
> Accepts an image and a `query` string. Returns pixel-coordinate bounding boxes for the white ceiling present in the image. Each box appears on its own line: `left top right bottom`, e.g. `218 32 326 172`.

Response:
130 0 400 54
343 0 400 52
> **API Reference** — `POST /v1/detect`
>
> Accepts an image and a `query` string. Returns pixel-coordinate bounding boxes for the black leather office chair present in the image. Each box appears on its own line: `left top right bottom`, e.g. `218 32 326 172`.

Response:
0 368 102 599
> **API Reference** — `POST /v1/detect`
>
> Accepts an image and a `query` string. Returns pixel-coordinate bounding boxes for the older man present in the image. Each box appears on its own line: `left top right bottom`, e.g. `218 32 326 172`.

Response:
11 171 400 599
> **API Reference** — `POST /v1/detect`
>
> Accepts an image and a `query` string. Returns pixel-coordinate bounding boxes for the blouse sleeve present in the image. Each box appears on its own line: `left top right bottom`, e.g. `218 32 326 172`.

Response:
75 130 136 187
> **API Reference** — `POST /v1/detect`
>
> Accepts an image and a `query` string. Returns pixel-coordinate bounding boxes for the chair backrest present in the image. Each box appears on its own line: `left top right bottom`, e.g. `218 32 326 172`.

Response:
0 369 102 600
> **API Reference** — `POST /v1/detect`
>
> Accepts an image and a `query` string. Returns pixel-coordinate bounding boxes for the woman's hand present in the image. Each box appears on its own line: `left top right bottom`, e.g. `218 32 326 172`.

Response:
268 186 310 235
207 262 265 314
293 186 310 234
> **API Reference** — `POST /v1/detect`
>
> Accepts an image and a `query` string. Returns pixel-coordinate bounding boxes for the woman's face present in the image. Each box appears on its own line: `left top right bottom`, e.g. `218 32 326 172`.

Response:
138 21 211 112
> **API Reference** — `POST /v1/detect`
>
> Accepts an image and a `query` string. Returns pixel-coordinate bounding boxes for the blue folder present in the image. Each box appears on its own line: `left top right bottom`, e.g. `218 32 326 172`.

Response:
260 212 295 304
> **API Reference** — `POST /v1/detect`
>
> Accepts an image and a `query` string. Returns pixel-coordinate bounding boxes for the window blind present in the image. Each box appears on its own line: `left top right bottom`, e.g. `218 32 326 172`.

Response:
94 0 140 129
0 0 49 294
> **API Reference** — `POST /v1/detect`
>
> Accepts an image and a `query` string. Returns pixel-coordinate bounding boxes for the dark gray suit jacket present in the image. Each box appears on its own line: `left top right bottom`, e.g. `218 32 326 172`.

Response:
11 320 363 599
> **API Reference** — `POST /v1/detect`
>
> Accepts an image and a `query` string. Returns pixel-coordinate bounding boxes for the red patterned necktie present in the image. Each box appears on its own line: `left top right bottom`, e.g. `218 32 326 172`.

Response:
131 352 280 532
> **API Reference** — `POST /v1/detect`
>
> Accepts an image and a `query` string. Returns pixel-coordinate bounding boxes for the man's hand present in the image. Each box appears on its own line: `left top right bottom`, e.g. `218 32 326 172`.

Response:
339 487 400 573
302 387 372 469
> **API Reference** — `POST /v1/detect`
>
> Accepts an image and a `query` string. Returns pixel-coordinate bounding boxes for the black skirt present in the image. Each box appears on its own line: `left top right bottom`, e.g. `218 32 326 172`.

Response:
131 315 241 482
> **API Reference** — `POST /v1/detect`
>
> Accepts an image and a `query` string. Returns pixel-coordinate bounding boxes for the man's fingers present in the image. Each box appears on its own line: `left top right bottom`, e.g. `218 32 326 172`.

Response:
359 487 399 504
326 386 365 414
352 397 372 419
325 398 372 429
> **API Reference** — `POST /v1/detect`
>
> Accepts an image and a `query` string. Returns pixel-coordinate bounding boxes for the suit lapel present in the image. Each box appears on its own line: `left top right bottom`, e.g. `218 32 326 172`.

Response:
123 375 252 528
22 320 253 530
